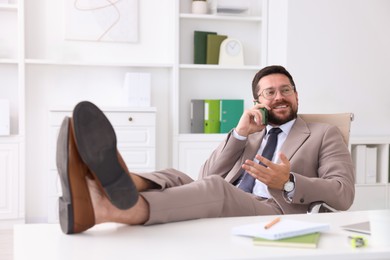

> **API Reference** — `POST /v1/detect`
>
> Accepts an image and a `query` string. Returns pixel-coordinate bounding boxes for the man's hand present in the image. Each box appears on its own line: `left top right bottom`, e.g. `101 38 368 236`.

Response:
241 152 291 190
235 104 270 137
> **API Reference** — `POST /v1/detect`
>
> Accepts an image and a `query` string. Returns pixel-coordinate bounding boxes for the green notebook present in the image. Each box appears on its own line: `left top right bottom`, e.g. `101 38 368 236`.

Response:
206 34 228 64
253 232 321 248
194 31 217 64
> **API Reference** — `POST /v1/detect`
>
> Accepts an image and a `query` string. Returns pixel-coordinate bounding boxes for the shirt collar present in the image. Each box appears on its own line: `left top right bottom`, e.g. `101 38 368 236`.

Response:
266 119 296 136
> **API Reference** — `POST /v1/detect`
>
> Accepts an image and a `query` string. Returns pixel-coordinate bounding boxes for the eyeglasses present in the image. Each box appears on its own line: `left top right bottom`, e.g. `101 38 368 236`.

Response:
256 85 295 101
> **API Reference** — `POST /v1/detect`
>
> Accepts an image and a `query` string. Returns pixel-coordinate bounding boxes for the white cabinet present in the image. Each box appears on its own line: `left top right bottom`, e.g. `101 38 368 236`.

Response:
0 139 24 225
178 134 225 179
173 0 268 173
349 137 390 211
47 108 156 223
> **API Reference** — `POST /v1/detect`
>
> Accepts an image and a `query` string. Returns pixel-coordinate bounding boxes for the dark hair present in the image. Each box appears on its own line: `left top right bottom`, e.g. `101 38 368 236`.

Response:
252 65 296 99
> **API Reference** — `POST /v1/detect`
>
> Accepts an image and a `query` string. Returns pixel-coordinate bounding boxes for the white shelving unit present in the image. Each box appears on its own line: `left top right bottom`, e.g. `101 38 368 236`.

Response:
349 137 390 211
0 0 174 225
0 0 25 226
172 0 268 179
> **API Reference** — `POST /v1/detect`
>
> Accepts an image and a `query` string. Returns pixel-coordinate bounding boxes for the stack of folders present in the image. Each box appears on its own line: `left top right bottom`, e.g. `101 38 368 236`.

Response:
194 31 228 65
232 219 330 249
351 145 378 184
190 99 243 134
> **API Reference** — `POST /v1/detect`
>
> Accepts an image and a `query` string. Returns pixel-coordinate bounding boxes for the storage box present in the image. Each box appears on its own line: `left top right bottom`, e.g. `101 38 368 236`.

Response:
0 99 10 135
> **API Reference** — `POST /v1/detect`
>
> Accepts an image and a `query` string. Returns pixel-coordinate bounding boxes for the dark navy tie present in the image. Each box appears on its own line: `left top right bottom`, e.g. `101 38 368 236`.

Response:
238 127 282 193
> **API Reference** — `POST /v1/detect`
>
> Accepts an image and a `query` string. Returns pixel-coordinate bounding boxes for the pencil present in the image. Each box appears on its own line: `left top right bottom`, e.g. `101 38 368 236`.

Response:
264 217 281 229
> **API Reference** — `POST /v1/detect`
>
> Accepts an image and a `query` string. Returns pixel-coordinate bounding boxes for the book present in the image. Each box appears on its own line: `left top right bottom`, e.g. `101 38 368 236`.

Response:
206 34 228 64
220 99 243 133
231 219 330 240
194 31 217 64
253 232 321 248
204 99 220 133
0 99 10 135
365 146 377 184
351 145 367 184
190 99 205 133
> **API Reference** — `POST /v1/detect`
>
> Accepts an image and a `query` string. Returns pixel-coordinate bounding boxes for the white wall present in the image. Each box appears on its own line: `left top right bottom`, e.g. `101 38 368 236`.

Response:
285 0 390 136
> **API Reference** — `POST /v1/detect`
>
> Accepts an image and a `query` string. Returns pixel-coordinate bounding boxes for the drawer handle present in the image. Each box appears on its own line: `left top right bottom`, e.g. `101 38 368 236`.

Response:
128 117 133 122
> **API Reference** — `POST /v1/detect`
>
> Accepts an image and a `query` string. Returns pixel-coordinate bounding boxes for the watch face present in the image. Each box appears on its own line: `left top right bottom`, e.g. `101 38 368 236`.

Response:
225 39 241 56
284 181 295 192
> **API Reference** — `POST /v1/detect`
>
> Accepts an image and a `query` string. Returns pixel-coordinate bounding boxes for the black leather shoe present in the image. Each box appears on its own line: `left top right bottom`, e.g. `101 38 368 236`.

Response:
72 101 139 210
57 117 95 234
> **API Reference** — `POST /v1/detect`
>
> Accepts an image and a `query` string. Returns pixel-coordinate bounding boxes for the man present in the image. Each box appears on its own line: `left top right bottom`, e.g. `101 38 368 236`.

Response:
57 65 355 234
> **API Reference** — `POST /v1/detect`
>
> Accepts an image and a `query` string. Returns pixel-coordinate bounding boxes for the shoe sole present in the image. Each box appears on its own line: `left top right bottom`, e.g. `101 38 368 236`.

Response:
56 117 95 234
56 117 74 234
72 101 138 210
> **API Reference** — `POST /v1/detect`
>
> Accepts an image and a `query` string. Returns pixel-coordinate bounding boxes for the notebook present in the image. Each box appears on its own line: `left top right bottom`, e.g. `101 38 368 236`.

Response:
232 219 330 240
341 221 371 235
253 232 321 248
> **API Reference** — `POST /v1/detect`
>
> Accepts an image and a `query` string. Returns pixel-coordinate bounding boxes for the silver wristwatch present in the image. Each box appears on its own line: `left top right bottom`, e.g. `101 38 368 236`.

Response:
283 174 295 192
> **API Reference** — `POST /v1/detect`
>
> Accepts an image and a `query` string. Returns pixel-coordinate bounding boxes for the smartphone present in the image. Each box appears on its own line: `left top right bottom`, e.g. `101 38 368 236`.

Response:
259 107 268 125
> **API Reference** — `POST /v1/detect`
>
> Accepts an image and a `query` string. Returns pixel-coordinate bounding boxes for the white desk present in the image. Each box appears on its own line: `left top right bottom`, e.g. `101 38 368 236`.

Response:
14 210 390 260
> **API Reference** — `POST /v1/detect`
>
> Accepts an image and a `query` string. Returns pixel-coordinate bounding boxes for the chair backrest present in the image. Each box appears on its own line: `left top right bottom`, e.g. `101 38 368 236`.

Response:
299 113 354 145
301 113 354 214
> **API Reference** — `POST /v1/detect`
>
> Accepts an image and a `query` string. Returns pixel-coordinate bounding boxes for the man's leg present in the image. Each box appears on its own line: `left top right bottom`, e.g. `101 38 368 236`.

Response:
87 174 282 226
141 175 282 225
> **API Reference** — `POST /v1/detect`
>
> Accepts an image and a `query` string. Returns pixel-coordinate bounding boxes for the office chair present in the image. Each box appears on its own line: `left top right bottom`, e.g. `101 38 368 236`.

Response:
299 113 354 213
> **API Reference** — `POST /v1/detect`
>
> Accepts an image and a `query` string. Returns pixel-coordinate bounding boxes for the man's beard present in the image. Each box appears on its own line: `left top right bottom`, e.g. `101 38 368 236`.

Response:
268 106 298 125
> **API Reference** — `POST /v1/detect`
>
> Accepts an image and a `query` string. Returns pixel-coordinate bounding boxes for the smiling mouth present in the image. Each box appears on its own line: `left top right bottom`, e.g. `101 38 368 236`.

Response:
273 104 289 109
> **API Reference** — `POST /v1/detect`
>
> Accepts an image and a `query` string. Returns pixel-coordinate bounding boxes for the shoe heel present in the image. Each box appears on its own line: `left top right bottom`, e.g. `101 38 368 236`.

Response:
59 197 74 234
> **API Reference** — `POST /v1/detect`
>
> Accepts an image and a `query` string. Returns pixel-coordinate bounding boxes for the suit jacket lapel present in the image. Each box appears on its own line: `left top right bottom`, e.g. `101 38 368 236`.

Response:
244 130 266 162
280 116 310 161
225 129 266 183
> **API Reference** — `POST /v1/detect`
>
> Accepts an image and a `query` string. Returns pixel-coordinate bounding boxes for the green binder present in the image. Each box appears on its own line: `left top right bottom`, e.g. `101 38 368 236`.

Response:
220 99 244 133
194 31 217 64
206 34 228 64
204 99 220 133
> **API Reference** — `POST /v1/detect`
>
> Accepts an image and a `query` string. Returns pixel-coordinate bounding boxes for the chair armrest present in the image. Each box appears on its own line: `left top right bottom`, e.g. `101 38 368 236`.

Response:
307 201 338 214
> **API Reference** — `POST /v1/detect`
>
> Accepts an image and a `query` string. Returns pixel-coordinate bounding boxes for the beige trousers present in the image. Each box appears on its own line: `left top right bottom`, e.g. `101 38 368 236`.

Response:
136 169 282 225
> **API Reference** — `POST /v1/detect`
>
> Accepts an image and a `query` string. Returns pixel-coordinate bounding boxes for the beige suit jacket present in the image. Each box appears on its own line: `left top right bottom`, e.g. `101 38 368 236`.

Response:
198 115 355 214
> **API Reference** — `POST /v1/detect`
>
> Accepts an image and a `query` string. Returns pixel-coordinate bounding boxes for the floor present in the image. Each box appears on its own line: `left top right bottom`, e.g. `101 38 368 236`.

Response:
0 229 13 260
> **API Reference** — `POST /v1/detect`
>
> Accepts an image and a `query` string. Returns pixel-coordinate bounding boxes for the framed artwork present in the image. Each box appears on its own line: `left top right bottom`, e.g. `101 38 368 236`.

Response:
65 0 139 43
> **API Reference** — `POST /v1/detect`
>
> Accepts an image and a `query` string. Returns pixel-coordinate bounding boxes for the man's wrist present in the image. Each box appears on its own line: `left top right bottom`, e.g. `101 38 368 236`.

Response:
233 129 247 140
283 173 296 202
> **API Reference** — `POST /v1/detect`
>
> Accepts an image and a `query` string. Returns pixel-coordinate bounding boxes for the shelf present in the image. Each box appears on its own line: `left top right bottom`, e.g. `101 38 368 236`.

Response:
0 134 22 142
180 13 262 22
178 133 226 141
350 136 390 144
0 58 18 64
179 64 261 70
0 3 18 11
50 106 157 113
25 59 173 68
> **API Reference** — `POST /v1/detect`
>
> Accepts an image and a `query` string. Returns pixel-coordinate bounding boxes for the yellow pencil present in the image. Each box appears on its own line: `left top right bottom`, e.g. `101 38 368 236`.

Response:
264 217 281 229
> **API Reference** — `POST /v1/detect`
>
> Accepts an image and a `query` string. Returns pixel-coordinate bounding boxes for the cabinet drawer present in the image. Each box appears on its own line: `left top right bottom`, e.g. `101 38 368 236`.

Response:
50 126 155 150
49 110 156 127
119 147 156 170
116 127 155 147
105 112 155 127
49 146 155 171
